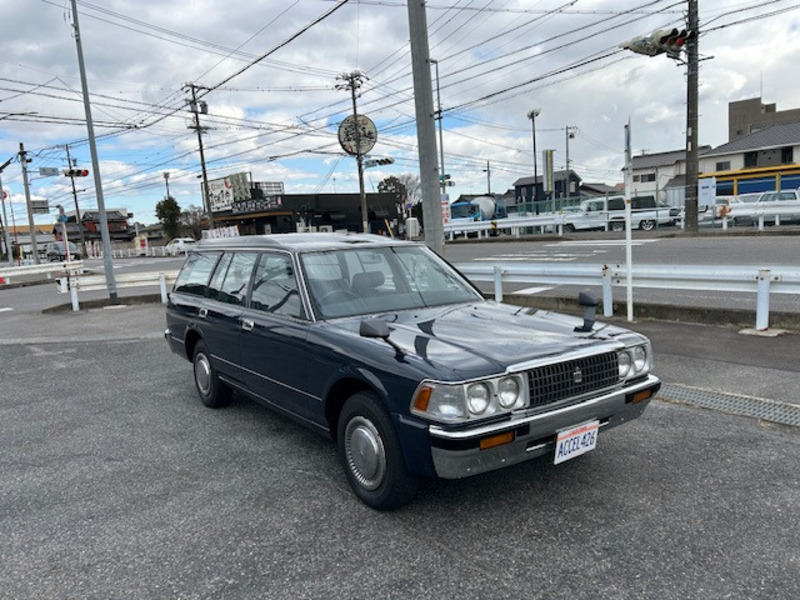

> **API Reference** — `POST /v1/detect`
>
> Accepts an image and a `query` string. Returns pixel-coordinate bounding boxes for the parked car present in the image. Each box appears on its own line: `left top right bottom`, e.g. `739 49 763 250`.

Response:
164 237 196 255
165 233 661 510
44 241 81 261
562 195 674 232
732 190 800 226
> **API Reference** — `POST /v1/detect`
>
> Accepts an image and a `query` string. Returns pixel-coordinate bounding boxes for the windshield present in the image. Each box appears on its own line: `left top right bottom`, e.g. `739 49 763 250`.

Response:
301 244 482 319
449 203 476 219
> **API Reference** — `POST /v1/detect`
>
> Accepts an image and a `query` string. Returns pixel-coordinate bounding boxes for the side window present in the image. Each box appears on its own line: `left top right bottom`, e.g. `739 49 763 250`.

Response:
206 253 233 301
219 252 257 306
250 253 305 319
608 197 625 211
173 252 221 296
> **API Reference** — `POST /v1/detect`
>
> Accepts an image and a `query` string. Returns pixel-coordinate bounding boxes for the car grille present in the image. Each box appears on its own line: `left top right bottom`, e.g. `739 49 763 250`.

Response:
527 352 619 408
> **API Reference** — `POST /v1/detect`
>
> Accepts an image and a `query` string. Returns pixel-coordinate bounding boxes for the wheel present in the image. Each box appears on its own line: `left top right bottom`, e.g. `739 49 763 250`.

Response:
639 219 655 231
337 391 418 510
192 341 232 408
610 221 625 232
563 223 575 233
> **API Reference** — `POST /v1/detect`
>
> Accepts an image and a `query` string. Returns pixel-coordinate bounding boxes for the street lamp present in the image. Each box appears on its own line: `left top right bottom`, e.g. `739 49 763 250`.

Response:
527 108 541 212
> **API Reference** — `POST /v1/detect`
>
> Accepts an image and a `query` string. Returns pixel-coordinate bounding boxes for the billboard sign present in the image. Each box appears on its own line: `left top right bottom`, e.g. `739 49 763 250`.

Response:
206 172 251 213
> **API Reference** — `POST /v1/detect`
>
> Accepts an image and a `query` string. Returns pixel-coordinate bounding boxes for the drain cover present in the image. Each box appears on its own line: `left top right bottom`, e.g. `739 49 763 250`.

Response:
660 384 800 428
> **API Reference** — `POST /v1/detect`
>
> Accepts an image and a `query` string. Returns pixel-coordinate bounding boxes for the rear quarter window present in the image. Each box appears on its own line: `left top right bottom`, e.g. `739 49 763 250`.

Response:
173 252 221 296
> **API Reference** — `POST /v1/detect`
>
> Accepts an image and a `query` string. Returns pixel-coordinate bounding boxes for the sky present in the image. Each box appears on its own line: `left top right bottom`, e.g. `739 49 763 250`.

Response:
1 0 799 227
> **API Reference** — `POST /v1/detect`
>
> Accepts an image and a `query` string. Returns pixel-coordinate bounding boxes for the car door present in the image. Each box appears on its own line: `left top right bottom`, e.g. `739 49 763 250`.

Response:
238 252 316 423
199 252 258 386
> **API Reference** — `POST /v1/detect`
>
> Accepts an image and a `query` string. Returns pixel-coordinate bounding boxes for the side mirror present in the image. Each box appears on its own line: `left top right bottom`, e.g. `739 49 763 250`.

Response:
574 291 598 333
360 319 405 357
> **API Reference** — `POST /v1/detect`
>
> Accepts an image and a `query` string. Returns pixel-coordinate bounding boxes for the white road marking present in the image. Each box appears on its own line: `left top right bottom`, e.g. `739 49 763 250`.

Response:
511 286 553 295
0 307 13 312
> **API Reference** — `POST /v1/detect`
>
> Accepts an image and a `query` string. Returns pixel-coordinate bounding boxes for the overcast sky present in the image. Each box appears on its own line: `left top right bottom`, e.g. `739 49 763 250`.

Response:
2 0 799 226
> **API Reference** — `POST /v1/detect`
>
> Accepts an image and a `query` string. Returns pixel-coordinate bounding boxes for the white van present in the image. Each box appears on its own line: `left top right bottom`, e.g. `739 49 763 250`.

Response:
562 196 675 232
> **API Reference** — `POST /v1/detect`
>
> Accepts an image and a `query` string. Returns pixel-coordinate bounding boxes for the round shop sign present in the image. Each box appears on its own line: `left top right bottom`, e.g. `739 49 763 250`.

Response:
338 114 377 156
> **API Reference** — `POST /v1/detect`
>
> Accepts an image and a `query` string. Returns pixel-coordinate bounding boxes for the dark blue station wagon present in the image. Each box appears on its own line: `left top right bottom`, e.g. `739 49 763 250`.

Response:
165 233 660 509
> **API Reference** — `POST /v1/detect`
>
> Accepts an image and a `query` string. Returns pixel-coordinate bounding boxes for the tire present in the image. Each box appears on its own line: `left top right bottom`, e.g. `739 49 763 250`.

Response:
192 341 232 409
563 224 575 233
610 221 625 232
639 219 655 231
337 391 418 510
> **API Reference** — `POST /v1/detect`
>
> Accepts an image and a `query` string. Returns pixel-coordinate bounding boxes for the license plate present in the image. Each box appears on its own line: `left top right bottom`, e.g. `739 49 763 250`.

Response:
554 420 599 465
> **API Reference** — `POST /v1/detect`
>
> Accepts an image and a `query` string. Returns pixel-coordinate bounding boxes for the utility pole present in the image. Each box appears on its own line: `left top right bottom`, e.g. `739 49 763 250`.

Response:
186 83 214 230
685 0 699 233
527 109 541 213
483 160 491 194
0 156 14 266
336 71 369 233
64 145 87 257
565 126 576 200
430 59 446 200
163 172 170 199
407 0 444 254
18 143 39 264
69 0 117 302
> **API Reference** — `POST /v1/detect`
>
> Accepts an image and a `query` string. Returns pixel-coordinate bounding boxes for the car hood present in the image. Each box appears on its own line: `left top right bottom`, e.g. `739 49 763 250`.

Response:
323 301 637 380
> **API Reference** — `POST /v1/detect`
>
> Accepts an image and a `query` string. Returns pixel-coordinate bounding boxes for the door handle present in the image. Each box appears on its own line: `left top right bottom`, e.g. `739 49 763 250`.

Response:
242 319 254 331
198 307 208 318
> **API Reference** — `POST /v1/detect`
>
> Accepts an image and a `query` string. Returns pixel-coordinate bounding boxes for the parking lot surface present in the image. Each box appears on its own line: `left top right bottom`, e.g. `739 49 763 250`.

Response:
1 300 798 599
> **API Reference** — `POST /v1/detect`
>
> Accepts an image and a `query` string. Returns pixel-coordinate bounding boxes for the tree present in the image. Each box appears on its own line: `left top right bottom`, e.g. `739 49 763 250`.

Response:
155 196 181 240
377 176 408 205
180 204 206 240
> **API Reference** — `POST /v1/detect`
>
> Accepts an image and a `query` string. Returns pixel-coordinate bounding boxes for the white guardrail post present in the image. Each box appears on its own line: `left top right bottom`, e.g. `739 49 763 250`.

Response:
756 269 771 331
601 265 613 317
493 265 504 302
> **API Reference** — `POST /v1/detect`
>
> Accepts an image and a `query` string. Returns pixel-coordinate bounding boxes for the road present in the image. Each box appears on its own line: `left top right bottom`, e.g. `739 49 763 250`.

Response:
0 234 798 599
441 233 800 315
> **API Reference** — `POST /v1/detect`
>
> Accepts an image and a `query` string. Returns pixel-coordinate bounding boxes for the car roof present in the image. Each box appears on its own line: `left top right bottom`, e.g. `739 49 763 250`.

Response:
194 232 414 253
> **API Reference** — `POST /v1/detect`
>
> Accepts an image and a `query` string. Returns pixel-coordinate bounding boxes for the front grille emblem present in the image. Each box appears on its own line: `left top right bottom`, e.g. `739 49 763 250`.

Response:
573 366 583 385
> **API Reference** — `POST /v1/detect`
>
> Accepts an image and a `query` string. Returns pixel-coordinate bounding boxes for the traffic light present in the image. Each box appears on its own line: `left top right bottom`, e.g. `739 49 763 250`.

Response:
364 157 394 168
64 168 89 177
619 27 693 59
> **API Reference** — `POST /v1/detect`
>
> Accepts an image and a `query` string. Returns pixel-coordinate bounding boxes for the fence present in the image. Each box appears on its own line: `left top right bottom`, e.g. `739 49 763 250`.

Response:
56 270 180 312
0 261 84 285
454 262 800 331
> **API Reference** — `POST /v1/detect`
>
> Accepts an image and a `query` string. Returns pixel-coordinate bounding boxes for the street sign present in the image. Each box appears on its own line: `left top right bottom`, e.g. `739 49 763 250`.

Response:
30 200 49 214
337 114 377 156
59 213 68 223
39 167 60 177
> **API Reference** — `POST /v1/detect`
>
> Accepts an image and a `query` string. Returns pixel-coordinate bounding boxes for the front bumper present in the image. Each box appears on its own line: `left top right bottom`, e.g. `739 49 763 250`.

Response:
429 374 660 479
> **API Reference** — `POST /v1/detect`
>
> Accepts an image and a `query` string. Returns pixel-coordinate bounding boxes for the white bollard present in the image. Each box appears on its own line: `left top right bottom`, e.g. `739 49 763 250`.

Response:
493 265 504 302
756 268 771 331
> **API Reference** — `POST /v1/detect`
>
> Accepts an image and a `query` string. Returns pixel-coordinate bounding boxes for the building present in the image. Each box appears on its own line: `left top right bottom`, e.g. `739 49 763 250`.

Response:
728 97 800 141
511 170 582 213
213 192 401 236
699 122 800 196
628 147 712 206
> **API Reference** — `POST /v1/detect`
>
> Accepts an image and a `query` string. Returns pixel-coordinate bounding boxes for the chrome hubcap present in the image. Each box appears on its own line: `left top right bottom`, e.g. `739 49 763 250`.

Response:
194 353 212 396
345 416 386 491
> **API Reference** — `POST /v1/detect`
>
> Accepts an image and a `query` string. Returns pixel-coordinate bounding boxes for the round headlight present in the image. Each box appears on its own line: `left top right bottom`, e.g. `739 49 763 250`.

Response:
618 351 632 378
497 377 520 409
466 383 490 415
632 346 647 372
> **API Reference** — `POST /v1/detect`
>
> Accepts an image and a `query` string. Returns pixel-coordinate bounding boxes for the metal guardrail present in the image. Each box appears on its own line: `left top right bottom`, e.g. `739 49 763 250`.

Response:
56 270 179 312
0 261 84 284
454 262 800 331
